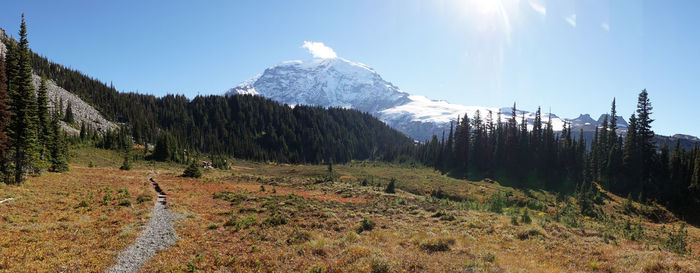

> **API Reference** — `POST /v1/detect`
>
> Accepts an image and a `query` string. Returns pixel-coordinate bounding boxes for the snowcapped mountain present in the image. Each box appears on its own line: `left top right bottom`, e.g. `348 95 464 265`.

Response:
227 58 411 114
225 56 635 141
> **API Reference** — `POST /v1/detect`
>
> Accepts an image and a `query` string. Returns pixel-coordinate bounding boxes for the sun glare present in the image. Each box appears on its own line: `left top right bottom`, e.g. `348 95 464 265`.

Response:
472 0 502 14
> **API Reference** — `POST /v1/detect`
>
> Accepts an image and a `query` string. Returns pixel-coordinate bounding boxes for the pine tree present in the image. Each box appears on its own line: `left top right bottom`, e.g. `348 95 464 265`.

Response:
608 98 618 148
37 77 50 161
635 89 655 193
182 161 202 178
48 111 68 172
79 121 86 140
0 53 11 182
64 100 74 123
690 152 700 192
8 14 41 183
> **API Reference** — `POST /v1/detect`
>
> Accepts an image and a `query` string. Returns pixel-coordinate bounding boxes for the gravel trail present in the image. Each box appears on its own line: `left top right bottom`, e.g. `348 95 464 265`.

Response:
105 177 180 273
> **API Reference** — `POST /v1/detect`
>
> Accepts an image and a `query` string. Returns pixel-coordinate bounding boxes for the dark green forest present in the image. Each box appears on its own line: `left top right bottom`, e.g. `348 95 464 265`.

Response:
416 94 700 223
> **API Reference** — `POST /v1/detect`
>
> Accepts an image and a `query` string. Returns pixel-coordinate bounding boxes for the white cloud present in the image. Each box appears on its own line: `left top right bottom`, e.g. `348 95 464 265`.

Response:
565 14 576 27
601 22 610 31
528 0 546 16
302 41 337 59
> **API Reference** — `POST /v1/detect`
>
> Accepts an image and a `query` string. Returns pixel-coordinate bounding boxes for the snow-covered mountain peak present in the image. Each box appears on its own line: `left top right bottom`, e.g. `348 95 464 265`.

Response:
226 57 411 114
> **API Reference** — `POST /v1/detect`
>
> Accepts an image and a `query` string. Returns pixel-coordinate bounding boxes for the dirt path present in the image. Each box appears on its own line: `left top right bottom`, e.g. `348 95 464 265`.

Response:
105 177 180 273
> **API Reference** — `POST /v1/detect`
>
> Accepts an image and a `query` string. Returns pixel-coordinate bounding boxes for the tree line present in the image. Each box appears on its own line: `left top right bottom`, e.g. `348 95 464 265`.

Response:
416 91 700 222
0 15 69 184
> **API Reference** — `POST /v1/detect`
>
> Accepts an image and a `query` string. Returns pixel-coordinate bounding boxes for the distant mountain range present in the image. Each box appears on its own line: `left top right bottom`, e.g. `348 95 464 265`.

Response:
226 56 698 149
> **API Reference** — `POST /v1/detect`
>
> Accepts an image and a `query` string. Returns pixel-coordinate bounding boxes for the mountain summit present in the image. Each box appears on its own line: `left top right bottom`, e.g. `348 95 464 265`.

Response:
227 58 411 114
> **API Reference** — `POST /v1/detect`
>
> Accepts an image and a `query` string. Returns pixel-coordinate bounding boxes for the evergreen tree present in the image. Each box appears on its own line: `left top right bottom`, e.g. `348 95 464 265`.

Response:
635 89 655 193
48 111 68 172
0 53 10 182
119 154 132 170
79 121 86 140
608 98 618 148
7 14 41 183
691 152 700 192
64 100 74 123
37 77 50 160
182 162 202 178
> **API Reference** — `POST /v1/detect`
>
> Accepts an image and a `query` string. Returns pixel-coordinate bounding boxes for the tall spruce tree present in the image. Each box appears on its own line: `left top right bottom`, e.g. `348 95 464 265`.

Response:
635 89 655 194
0 54 10 182
64 100 74 123
37 77 50 161
8 14 40 183
48 110 68 172
690 151 700 192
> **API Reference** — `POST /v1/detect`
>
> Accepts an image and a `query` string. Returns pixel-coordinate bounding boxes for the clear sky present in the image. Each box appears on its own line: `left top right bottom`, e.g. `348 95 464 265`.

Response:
1 0 699 136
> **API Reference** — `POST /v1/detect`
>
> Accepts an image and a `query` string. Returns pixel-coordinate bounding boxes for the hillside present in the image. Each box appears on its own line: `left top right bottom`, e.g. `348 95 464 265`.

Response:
0 28 116 134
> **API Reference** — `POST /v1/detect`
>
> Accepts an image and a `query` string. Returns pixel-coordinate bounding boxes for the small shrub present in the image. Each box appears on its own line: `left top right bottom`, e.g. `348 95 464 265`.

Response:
520 208 532 224
356 217 376 234
481 252 496 263
308 265 326 273
384 178 396 194
119 155 132 170
88 161 94 168
262 214 287 227
260 185 266 192
488 192 506 214
419 237 455 252
287 229 312 245
361 178 368 186
118 199 131 207
370 256 391 273
516 228 544 240
237 214 258 229
624 218 644 241
510 215 519 226
223 216 238 227
182 162 202 178
75 199 89 208
208 224 219 230
136 193 152 204
665 223 689 254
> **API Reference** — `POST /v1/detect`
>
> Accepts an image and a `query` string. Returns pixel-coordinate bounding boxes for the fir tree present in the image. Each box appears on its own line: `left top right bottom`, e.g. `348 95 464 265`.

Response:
0 53 10 182
64 100 74 123
8 14 41 183
37 77 50 160
384 177 396 194
182 162 202 178
691 152 700 192
48 111 68 172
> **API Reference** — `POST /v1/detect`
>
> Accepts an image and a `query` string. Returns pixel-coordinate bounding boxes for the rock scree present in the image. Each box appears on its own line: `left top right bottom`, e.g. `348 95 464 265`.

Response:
105 176 181 273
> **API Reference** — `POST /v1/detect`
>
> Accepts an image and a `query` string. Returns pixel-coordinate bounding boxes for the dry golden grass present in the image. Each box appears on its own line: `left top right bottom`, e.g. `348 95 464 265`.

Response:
140 160 699 272
0 167 153 272
2 148 698 272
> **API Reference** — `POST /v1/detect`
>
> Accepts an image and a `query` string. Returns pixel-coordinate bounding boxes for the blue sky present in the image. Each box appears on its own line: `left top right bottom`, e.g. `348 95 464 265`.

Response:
1 0 699 136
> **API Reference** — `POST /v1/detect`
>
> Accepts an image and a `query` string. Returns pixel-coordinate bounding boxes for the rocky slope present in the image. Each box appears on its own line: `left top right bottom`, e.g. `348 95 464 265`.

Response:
1 27 116 135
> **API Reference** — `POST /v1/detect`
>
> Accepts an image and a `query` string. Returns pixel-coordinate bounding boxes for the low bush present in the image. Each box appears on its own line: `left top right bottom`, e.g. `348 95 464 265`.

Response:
262 214 287 227
488 192 507 214
136 193 151 204
665 223 689 254
419 237 455 252
356 217 375 234
182 162 202 178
